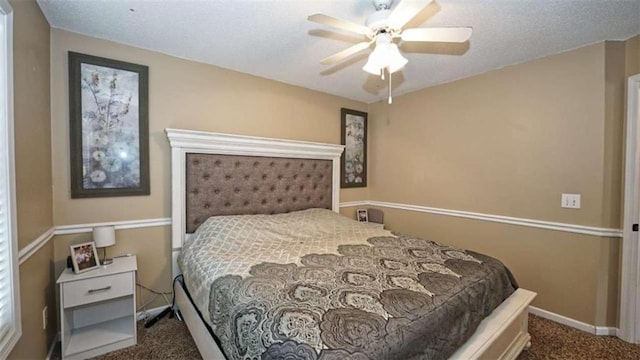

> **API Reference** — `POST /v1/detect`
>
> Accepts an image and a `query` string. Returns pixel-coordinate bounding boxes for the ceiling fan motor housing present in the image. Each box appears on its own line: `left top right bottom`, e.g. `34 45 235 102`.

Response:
366 9 395 35
372 0 394 11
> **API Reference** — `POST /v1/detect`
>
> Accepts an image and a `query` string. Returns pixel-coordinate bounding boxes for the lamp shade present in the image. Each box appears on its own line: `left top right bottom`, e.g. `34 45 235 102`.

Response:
362 33 408 75
93 225 116 248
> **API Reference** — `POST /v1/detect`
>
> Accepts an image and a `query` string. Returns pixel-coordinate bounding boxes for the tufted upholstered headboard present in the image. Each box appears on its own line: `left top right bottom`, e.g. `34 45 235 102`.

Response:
185 153 333 233
166 128 344 276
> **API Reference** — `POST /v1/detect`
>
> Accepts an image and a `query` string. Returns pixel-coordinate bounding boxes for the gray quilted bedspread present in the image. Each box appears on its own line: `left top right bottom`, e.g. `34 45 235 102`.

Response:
178 209 516 360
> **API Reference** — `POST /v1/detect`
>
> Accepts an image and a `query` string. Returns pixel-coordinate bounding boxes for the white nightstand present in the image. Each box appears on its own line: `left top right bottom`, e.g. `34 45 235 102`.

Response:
57 255 138 359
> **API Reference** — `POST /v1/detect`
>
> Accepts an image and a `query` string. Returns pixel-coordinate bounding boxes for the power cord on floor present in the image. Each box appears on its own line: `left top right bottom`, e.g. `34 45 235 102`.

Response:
136 272 172 322
143 274 184 328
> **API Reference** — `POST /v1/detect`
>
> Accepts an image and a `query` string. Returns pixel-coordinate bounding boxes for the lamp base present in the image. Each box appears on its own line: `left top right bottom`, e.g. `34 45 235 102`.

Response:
100 247 113 265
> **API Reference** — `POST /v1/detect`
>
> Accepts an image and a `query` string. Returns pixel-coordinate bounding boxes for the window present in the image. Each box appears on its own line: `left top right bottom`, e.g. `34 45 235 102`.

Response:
0 0 21 357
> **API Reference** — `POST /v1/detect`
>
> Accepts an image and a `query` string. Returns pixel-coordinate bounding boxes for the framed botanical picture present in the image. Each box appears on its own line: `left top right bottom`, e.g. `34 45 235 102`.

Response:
69 241 101 274
340 108 367 188
357 208 369 222
68 52 149 198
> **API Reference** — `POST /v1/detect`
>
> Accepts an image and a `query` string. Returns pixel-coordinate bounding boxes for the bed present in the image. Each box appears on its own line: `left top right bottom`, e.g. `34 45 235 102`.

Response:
166 128 536 360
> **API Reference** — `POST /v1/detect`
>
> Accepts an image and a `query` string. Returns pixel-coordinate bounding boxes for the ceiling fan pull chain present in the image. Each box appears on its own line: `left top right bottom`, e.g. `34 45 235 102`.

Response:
309 0 474 103
388 68 393 104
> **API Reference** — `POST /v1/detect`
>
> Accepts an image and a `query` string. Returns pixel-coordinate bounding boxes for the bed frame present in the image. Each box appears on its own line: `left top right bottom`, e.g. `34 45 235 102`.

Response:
166 128 536 360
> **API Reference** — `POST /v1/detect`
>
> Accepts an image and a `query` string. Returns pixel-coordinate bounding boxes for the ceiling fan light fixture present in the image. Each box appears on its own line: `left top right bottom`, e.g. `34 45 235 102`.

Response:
362 33 408 75
308 0 471 104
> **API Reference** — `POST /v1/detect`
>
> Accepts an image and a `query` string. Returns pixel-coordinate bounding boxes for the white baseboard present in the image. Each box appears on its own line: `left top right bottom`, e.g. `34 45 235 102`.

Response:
595 326 619 336
45 332 60 360
529 306 618 336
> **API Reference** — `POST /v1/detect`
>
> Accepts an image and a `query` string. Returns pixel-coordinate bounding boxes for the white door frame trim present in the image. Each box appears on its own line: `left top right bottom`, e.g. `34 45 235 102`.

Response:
620 73 640 344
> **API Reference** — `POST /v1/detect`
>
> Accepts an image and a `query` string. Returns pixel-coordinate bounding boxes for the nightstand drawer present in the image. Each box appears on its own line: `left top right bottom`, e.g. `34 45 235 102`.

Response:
63 272 133 308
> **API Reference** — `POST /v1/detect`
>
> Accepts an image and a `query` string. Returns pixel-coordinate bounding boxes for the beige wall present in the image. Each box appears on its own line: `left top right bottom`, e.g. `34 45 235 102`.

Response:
370 43 607 227
626 35 639 78
8 0 56 359
50 29 369 306
16 6 639 353
364 39 638 326
602 41 625 230
600 41 626 326
12 0 53 248
10 242 55 360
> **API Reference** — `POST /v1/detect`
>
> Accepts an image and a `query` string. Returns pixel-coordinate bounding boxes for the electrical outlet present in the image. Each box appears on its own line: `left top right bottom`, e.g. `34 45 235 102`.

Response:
561 193 581 209
42 306 47 330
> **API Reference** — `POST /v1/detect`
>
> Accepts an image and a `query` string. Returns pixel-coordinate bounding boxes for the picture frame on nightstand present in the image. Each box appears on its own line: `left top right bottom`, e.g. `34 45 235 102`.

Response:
70 241 100 273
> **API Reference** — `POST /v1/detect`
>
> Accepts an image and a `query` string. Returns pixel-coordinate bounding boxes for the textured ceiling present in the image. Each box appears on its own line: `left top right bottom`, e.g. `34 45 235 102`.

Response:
37 0 640 103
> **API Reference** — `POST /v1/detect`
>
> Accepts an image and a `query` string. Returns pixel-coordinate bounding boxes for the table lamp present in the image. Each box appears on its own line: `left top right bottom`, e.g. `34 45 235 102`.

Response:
93 225 116 265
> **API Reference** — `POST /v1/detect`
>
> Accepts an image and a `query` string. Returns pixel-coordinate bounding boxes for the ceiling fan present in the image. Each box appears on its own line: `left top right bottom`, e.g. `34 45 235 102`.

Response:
308 0 472 102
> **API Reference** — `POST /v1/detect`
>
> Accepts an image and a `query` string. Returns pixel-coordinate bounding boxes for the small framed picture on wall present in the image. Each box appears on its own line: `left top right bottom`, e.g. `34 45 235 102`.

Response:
341 108 367 188
357 208 369 222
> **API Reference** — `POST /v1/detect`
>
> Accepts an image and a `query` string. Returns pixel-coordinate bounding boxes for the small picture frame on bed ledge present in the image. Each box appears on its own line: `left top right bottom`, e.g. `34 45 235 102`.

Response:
357 208 368 222
70 241 101 274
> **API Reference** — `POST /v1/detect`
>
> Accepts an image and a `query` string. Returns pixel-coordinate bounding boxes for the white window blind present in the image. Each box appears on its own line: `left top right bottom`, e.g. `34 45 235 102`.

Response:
0 0 21 358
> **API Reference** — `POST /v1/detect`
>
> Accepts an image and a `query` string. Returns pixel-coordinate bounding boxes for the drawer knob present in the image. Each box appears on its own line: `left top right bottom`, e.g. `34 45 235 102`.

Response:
87 286 112 293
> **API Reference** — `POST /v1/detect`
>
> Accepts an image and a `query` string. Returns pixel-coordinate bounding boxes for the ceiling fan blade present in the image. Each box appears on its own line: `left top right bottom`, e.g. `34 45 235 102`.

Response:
401 27 473 42
320 41 372 65
308 14 371 36
388 0 432 30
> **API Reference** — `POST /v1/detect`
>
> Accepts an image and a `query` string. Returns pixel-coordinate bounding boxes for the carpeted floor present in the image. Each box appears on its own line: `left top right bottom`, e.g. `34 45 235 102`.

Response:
51 314 640 359
518 315 640 360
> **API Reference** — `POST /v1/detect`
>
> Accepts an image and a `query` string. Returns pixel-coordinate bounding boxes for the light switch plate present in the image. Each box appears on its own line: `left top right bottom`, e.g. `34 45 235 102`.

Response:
561 193 581 209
